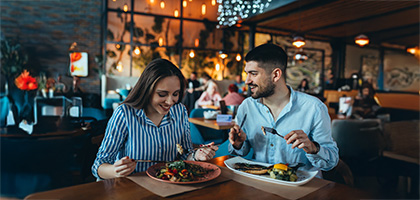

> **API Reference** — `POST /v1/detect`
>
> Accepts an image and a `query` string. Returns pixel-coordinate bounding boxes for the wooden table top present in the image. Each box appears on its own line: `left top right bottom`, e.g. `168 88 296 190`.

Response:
25 156 372 200
189 117 234 130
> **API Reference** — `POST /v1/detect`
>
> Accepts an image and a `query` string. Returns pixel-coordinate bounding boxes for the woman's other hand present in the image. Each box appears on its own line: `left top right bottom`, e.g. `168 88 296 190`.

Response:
194 142 218 161
113 156 136 177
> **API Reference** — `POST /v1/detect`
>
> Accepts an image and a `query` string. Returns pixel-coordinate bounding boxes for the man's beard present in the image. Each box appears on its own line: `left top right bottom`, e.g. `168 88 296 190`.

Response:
250 81 275 99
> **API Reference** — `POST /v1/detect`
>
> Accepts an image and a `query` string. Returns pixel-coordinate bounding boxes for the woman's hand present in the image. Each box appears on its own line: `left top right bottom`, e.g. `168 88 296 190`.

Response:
193 142 218 161
113 156 136 177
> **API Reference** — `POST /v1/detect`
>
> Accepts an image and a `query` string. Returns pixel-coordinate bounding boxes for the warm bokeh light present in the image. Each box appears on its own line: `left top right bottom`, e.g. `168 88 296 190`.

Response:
189 50 195 58
174 9 179 17
150 0 155 4
292 36 305 48
194 38 199 47
355 34 369 47
134 46 141 55
158 37 164 46
183 0 187 7
116 62 123 72
123 3 128 12
115 44 121 49
215 63 220 71
407 47 418 54
211 0 216 6
201 3 206 15
219 53 227 59
236 53 241 61
160 0 165 9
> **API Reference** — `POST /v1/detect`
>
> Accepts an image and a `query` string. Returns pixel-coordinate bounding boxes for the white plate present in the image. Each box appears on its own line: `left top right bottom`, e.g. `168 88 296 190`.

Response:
224 157 317 186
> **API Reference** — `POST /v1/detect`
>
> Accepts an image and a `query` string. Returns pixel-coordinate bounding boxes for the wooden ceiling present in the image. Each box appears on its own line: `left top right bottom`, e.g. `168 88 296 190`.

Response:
241 0 419 48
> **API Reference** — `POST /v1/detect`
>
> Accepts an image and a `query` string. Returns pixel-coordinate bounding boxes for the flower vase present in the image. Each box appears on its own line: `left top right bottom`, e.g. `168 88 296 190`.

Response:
20 91 33 124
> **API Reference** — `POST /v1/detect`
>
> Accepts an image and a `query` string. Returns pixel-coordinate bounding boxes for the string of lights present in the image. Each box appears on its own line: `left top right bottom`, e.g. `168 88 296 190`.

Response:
216 0 272 27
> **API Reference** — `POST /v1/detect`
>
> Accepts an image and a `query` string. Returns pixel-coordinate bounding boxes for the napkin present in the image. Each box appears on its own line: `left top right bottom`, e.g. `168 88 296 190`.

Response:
220 167 331 200
19 120 33 134
127 171 230 197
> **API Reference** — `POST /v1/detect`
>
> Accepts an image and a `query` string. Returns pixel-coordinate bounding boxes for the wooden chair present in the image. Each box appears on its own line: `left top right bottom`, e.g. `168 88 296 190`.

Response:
322 159 354 187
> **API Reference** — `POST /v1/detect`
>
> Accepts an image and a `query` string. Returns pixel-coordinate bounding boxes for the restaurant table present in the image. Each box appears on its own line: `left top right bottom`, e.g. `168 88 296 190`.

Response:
25 156 373 200
189 117 234 130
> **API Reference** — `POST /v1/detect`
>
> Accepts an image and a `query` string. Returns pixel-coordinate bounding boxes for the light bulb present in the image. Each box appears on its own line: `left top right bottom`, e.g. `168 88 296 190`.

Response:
201 3 206 15
134 46 140 55
236 53 241 61
174 9 179 17
189 50 195 58
160 0 165 9
123 3 128 12
158 37 164 46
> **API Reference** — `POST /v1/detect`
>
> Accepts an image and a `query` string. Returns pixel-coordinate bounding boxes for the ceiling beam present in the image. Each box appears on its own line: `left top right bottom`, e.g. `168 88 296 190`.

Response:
304 5 419 34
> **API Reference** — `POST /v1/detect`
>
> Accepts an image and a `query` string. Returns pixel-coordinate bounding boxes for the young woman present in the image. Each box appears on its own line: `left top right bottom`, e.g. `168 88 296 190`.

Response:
92 59 218 180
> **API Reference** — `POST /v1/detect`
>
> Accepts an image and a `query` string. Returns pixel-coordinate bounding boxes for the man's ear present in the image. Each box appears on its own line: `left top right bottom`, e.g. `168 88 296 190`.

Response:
272 68 283 82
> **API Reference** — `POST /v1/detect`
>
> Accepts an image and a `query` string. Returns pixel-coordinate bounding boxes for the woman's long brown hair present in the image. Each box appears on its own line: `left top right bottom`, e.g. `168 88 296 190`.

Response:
122 58 186 109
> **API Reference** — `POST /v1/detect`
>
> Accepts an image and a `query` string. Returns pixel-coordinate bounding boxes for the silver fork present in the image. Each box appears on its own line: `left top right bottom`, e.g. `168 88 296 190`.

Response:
261 126 284 138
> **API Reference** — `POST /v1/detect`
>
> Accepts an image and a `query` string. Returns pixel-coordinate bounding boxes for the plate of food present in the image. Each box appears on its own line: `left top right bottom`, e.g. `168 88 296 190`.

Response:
146 160 221 184
224 157 317 186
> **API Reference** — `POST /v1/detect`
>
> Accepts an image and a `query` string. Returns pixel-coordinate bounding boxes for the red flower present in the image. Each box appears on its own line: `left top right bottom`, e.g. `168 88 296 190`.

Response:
15 70 38 91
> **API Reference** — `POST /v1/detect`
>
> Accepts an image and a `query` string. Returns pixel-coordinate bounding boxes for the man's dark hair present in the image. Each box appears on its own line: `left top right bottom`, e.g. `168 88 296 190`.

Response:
245 43 288 76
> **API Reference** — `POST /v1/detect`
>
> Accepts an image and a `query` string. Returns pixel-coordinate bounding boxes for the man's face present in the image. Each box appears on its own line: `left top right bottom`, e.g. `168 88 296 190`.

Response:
244 61 275 99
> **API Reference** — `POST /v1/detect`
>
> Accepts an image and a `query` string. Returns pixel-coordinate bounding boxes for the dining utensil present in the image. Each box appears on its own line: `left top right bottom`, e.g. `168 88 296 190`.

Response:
134 160 167 163
239 114 247 129
261 126 284 138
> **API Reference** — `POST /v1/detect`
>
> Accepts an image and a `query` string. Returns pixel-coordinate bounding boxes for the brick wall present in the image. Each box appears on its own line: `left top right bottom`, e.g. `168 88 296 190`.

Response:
1 0 102 94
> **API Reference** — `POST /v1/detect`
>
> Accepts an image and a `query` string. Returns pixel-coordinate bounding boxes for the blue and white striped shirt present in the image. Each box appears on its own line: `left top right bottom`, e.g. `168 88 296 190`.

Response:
91 103 193 179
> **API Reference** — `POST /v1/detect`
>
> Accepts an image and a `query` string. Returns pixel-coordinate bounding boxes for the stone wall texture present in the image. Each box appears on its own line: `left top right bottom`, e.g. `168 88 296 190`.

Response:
1 0 103 94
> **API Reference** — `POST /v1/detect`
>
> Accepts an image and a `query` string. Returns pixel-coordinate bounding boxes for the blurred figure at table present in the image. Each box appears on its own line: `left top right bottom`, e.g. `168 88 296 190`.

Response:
222 84 245 106
234 74 246 94
54 74 68 95
297 78 310 93
182 71 201 114
92 59 218 180
196 80 222 108
228 43 338 175
351 81 381 119
67 76 84 97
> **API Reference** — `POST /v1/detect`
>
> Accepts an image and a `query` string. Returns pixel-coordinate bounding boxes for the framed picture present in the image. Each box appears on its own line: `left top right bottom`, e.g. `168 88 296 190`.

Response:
69 52 88 77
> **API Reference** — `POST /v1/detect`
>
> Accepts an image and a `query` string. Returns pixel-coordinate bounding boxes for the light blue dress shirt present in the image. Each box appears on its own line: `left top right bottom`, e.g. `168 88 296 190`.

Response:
92 103 193 179
229 86 339 172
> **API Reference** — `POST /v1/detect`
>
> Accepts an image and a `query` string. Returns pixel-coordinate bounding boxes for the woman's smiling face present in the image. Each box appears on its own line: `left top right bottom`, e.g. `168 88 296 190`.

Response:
147 75 181 116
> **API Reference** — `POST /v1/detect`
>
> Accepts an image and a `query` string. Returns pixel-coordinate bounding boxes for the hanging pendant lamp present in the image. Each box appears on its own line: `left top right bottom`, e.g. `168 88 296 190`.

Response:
292 35 306 48
355 34 369 47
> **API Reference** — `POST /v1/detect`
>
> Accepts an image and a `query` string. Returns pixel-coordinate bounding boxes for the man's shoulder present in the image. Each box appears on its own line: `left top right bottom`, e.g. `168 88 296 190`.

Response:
293 91 325 107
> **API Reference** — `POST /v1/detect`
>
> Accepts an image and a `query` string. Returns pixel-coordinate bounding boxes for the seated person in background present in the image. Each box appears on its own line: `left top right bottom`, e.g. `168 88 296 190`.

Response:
92 59 217 180
68 76 84 97
193 73 217 93
234 74 246 94
228 43 338 176
351 82 380 119
182 71 201 113
222 84 245 106
297 78 310 93
196 81 222 108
